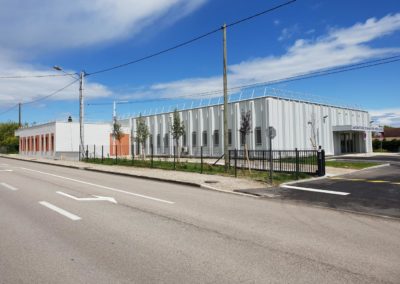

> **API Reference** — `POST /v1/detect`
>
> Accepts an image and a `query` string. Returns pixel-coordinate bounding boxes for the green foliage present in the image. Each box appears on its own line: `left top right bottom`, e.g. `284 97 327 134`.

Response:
171 109 185 145
0 122 19 153
136 114 149 158
373 139 400 152
326 160 380 169
112 121 124 142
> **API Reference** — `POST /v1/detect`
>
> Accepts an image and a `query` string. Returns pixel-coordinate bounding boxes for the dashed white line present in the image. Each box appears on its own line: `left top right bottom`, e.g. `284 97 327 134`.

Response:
39 201 81 221
0 182 18 191
280 185 350 196
20 167 174 204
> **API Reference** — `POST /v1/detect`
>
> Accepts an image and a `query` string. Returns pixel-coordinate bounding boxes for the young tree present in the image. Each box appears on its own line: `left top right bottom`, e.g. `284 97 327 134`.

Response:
239 110 252 172
170 109 185 162
111 121 124 157
0 122 19 154
136 114 149 159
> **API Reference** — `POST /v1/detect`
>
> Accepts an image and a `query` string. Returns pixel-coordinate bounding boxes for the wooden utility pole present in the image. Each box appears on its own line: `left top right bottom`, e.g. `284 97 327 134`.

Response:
222 24 229 171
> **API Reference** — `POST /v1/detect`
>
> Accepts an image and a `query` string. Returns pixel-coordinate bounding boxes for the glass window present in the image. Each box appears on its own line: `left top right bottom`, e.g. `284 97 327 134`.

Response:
164 133 169 148
192 131 197 147
183 133 186 147
202 131 207 146
228 129 232 146
255 127 262 146
157 134 160 148
240 132 245 146
213 130 219 146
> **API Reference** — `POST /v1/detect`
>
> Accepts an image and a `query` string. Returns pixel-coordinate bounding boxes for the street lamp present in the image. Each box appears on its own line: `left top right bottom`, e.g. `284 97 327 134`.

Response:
53 66 86 160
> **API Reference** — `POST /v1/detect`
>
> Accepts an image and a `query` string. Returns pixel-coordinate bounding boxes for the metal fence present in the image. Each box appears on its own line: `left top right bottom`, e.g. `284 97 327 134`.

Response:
228 148 325 176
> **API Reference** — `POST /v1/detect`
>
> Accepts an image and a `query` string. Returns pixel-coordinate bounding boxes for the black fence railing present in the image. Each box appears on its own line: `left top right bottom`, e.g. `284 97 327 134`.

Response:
228 148 325 176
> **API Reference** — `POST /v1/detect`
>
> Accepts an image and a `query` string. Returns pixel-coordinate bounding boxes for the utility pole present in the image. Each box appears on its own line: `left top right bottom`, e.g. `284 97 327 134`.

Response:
79 71 85 160
222 23 229 172
18 102 22 127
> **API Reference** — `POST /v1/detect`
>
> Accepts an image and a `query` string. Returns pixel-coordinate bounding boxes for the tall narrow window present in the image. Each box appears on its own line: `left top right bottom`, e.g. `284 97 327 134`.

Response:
202 131 207 146
164 133 169 148
213 130 219 146
183 133 187 147
157 134 160 148
192 131 197 147
255 127 262 146
228 129 232 146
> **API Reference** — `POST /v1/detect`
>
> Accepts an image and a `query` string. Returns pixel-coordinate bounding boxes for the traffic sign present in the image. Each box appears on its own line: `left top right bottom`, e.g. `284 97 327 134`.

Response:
267 126 276 139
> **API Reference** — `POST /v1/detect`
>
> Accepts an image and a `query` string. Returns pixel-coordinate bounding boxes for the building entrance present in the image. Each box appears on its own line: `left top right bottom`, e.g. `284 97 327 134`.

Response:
340 132 356 153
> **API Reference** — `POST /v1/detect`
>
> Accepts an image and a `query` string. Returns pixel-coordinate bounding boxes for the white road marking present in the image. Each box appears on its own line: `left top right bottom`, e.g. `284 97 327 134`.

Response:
0 182 18 191
57 191 117 204
0 163 9 166
39 201 81 221
20 167 174 204
0 169 13 172
280 185 350 196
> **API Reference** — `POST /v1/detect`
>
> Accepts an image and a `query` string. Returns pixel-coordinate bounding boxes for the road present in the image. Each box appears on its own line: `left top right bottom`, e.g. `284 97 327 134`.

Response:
1 157 399 283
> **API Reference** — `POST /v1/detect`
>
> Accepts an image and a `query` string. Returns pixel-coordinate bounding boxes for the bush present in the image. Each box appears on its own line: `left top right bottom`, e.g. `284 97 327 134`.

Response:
373 139 400 152
0 122 19 153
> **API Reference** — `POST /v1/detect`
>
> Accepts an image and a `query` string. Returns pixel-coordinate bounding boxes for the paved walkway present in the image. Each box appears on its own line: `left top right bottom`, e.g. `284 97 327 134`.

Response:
1 154 267 194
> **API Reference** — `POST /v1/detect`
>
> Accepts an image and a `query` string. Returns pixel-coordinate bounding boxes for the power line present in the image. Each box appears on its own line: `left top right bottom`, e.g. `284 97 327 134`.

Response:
87 55 400 107
0 73 77 79
23 79 79 105
86 0 296 76
0 79 79 117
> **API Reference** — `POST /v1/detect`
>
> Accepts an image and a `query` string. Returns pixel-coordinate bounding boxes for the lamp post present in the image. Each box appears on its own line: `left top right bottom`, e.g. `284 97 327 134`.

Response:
53 66 85 160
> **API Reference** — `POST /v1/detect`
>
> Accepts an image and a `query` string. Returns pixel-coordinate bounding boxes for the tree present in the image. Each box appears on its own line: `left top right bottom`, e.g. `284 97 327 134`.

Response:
0 122 19 154
136 114 149 159
112 121 124 142
239 110 252 172
170 109 185 162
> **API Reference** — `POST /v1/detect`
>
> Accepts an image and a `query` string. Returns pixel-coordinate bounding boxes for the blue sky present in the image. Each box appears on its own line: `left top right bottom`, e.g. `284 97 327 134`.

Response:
0 0 399 126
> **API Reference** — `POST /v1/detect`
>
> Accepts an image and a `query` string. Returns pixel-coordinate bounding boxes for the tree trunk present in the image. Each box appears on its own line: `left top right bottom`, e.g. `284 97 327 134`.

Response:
176 139 180 163
245 143 251 173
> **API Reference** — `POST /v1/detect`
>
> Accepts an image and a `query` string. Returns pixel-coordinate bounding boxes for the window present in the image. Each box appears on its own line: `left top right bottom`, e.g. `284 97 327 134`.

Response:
213 130 219 146
240 132 245 146
164 133 169 148
157 134 161 148
228 129 232 146
192 131 197 147
202 131 207 146
255 127 262 146
149 135 153 147
183 133 186 147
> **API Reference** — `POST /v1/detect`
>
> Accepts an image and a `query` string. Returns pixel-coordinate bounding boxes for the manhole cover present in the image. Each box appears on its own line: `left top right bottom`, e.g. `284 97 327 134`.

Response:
204 180 219 184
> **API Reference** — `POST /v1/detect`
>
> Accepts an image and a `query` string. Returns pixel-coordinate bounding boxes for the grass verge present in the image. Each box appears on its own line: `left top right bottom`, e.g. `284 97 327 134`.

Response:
84 157 311 185
326 160 381 169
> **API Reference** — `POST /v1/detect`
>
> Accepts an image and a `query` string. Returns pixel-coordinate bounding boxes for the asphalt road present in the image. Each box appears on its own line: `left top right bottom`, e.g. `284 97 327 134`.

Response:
278 165 400 218
1 157 400 283
329 154 400 165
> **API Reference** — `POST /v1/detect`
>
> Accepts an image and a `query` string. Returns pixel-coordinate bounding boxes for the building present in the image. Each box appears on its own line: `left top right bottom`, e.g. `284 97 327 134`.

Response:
15 121 114 160
119 95 380 157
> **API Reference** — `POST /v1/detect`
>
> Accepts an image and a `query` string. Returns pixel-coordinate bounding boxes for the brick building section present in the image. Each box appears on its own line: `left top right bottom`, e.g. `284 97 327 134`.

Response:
110 134 130 156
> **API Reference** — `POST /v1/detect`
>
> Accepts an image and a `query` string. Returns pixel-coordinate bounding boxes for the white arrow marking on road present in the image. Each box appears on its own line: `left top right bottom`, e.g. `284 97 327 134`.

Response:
19 167 174 204
0 169 13 172
56 191 117 204
0 182 18 191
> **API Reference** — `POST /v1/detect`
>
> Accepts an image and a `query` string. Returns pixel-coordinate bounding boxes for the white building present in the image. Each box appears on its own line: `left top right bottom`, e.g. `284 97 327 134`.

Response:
119 95 379 157
15 121 113 160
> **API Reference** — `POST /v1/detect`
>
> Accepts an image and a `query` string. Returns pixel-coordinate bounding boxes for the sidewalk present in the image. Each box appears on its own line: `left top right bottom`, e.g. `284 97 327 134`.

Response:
1 154 267 196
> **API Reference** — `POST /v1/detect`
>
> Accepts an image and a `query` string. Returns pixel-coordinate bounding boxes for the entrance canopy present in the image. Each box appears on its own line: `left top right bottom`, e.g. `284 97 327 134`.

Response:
333 125 383 132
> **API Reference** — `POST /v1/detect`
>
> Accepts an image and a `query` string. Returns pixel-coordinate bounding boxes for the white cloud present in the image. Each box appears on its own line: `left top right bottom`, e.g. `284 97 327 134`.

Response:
278 24 300 41
127 13 400 101
0 0 206 107
0 0 206 52
370 108 400 127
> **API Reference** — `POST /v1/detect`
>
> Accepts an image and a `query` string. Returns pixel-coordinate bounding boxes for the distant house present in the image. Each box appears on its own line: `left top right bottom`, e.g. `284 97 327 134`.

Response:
383 127 400 141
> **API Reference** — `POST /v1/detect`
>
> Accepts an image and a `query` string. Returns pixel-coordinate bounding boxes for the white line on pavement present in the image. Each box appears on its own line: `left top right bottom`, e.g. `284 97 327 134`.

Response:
39 201 81 221
280 185 350 196
0 169 13 172
20 167 174 204
56 191 117 204
0 182 18 191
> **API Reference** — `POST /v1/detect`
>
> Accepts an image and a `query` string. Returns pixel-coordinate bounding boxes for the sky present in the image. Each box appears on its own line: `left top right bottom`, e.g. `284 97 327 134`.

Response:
0 0 399 126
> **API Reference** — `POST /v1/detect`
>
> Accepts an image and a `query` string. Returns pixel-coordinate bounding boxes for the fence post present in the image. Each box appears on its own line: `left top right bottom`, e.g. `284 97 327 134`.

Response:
101 145 104 163
93 145 96 160
200 146 203 174
151 144 154 168
317 146 325 176
234 148 237 178
173 145 176 170
86 145 88 162
228 150 231 169
295 148 299 179
131 143 134 166
279 151 282 172
115 144 118 164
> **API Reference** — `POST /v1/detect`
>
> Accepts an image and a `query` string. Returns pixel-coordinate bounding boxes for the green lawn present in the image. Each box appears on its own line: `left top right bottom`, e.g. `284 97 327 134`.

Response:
326 160 381 169
84 157 311 185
